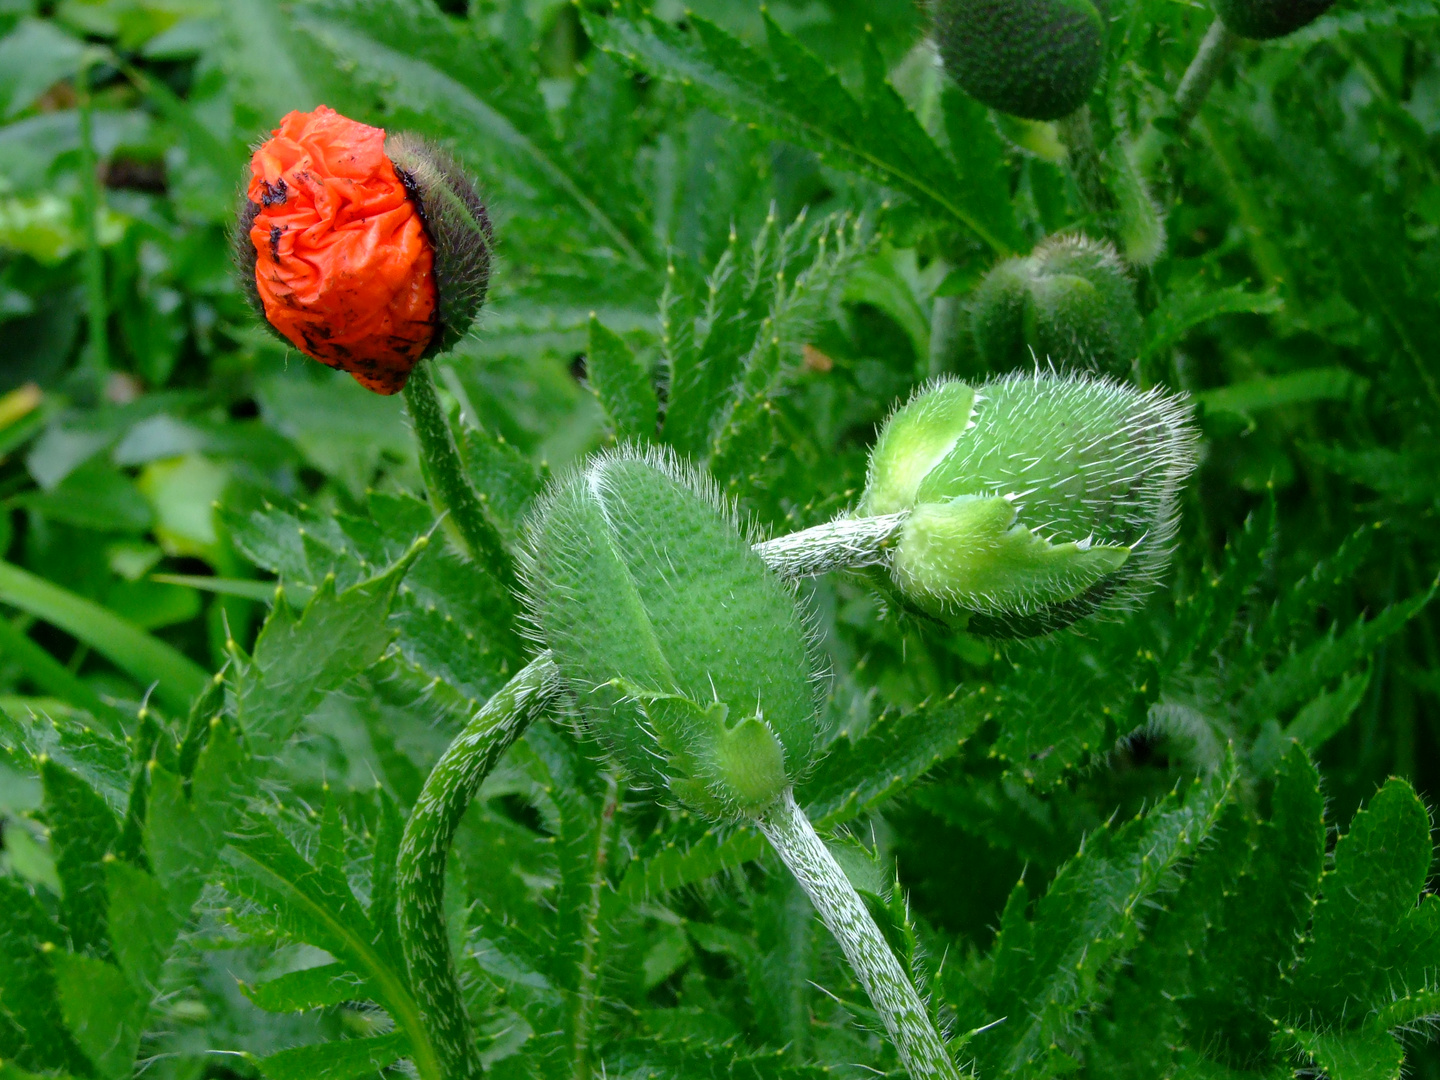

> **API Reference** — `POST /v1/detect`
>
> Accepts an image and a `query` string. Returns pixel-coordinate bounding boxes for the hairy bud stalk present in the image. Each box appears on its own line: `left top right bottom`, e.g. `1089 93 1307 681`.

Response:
971 234 1143 378
935 0 1107 121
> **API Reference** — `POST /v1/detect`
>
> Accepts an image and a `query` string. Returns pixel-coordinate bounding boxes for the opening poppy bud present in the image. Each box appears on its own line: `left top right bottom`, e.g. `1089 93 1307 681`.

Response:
235 106 492 395
935 0 1107 121
1211 0 1333 38
520 447 821 821
971 235 1142 378
860 373 1198 637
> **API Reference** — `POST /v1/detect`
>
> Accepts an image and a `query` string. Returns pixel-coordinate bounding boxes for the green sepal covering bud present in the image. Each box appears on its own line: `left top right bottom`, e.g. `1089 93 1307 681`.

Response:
1211 0 1333 39
384 132 494 357
861 372 1198 636
521 447 821 820
971 235 1142 377
935 0 1107 121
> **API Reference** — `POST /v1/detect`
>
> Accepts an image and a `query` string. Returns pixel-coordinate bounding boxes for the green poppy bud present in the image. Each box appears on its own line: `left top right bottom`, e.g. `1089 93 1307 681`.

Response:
1211 0 1333 39
935 0 1107 121
971 235 1142 378
860 373 1198 637
521 448 821 820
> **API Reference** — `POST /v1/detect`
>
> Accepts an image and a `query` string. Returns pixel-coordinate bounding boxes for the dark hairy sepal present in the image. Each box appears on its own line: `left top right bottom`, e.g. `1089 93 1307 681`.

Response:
385 132 494 357
231 191 292 349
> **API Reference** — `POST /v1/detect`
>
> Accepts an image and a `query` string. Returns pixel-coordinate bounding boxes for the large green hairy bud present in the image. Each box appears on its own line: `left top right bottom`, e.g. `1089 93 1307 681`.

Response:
1212 0 1333 39
971 235 1142 378
521 447 822 820
861 373 1198 637
935 0 1107 121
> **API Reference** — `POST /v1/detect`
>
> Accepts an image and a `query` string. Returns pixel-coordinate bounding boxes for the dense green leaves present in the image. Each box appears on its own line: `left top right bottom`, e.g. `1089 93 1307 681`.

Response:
1 0 1440 1076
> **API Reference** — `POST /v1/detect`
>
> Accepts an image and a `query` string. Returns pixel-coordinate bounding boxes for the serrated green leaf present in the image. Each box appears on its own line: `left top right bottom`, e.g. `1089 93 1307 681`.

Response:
587 316 657 443
104 859 174 993
145 716 245 920
41 759 119 959
1244 584 1434 725
243 962 377 1013
1196 367 1366 418
256 1031 410 1080
51 952 144 1079
0 878 89 1075
222 817 440 1080
234 540 422 755
1144 284 1284 360
1289 1027 1403 1080
1298 778 1434 1016
1285 670 1370 750
583 6 1020 254
976 757 1237 1073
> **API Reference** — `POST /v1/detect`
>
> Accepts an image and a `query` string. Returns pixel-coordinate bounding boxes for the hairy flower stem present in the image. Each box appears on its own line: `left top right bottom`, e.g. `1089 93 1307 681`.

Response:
403 362 513 583
571 773 620 1080
758 790 960 1080
1056 106 1118 236
752 513 907 579
398 652 562 1080
1174 19 1238 136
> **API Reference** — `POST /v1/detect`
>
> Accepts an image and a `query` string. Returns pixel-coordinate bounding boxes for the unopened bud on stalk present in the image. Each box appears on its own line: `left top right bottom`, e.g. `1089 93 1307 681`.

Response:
860 372 1198 637
971 235 1142 377
521 447 822 821
1212 0 1333 39
235 106 492 394
935 0 1107 121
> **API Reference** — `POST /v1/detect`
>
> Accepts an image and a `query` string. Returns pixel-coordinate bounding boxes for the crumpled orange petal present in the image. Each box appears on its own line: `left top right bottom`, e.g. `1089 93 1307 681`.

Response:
247 106 436 395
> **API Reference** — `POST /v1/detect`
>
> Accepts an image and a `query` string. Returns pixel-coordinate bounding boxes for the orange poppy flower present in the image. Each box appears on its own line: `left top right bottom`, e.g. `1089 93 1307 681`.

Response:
245 106 436 394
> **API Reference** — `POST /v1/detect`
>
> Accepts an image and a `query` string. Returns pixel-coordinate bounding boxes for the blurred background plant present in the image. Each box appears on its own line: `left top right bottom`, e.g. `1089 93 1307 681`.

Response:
2 0 1440 1076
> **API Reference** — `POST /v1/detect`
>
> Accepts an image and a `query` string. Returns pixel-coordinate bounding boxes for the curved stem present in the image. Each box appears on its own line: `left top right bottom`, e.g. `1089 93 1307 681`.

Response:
402 362 513 583
753 513 907 579
1056 106 1118 231
398 652 562 1080
1174 18 1237 136
758 790 961 1080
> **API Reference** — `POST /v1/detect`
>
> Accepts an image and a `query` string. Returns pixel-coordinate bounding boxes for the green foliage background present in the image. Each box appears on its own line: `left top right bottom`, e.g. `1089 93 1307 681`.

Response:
1 0 1439 1077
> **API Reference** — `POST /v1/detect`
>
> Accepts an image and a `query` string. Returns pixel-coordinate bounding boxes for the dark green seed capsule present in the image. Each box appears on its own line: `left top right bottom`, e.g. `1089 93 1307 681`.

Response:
521 447 822 820
1211 0 1333 39
935 0 1107 121
971 235 1142 378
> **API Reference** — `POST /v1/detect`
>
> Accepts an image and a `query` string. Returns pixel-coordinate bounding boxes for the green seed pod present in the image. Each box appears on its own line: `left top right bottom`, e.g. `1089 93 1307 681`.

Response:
935 0 1107 121
1211 0 1333 39
971 235 1142 377
521 447 822 820
860 372 1198 637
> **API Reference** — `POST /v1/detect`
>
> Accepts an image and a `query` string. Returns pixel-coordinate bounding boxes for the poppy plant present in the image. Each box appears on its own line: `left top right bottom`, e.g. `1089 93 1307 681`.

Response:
237 106 492 394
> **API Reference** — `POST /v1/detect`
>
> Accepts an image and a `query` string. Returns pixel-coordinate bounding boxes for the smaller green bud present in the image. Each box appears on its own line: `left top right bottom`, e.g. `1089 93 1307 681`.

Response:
1211 0 1333 39
521 448 822 820
861 372 1198 637
971 235 1142 378
935 0 1107 121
